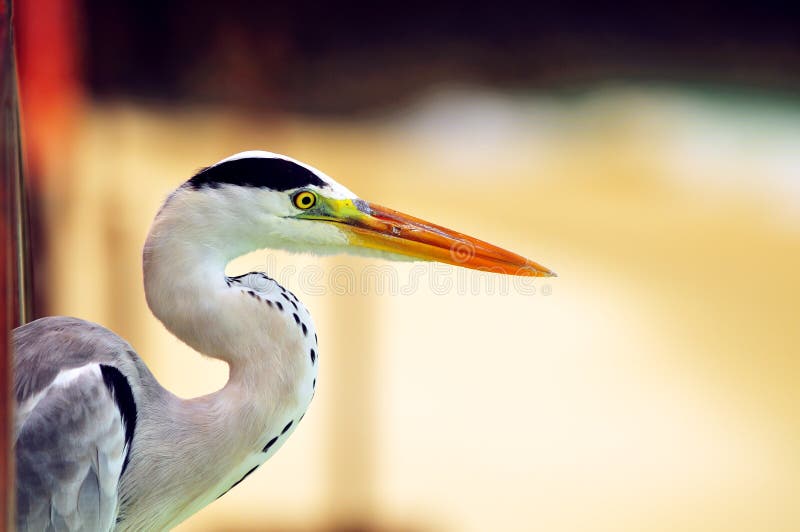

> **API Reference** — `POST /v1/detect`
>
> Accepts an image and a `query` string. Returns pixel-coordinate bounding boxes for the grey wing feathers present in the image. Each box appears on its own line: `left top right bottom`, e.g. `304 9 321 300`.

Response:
16 364 126 531
13 317 141 532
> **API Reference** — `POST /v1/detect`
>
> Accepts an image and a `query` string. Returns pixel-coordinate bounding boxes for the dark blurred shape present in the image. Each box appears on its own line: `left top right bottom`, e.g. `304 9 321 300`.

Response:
0 1 29 325
82 1 800 113
1 0 31 527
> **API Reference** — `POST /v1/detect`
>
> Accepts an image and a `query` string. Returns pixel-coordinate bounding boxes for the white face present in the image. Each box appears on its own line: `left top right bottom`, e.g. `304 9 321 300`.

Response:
155 151 388 261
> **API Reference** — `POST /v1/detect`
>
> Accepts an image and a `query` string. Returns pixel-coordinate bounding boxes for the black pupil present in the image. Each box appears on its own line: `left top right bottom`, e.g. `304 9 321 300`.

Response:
300 195 311 206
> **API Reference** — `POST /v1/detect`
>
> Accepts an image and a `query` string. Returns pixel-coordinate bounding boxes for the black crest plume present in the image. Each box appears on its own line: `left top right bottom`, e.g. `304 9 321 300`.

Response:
187 157 327 191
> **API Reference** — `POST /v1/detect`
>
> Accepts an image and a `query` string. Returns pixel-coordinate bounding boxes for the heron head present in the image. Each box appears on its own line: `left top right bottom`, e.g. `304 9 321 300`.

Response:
171 151 554 277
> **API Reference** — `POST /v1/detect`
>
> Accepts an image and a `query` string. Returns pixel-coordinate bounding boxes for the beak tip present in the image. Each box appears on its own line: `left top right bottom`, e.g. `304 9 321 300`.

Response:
522 261 557 278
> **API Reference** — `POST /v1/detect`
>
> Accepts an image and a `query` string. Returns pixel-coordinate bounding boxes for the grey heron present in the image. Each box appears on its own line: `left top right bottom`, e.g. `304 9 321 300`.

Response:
13 151 554 531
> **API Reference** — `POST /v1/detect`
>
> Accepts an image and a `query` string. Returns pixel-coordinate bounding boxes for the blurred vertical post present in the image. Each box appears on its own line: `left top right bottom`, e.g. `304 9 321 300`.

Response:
1 0 31 528
327 285 378 527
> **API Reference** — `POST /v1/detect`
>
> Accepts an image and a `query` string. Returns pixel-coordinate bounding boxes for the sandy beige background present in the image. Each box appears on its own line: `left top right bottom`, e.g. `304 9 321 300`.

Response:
34 87 800 531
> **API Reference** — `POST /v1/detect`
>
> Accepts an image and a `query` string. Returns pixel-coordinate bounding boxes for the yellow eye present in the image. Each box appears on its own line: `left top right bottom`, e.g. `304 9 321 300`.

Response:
293 191 316 210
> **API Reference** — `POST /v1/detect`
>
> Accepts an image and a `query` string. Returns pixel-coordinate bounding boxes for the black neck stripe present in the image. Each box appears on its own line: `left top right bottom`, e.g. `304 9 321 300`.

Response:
186 157 328 191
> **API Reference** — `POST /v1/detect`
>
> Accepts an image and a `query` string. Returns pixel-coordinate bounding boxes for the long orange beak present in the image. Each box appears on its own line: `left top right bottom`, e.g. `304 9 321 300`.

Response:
298 197 555 277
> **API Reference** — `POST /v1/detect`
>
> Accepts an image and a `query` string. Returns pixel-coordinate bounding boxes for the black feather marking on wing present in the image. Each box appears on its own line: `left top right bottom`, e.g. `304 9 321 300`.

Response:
100 365 137 476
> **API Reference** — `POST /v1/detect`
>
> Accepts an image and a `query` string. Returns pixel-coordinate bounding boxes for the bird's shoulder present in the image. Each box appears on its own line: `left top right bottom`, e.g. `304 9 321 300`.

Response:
13 316 145 404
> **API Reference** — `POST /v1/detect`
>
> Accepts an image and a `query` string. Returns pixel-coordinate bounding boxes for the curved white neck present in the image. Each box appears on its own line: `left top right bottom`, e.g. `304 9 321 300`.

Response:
129 193 318 529
142 185 320 396
143 189 268 363
143 218 311 382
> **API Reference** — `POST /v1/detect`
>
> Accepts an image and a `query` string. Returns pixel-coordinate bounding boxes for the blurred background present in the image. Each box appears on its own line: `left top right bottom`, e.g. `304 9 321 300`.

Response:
13 1 800 530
